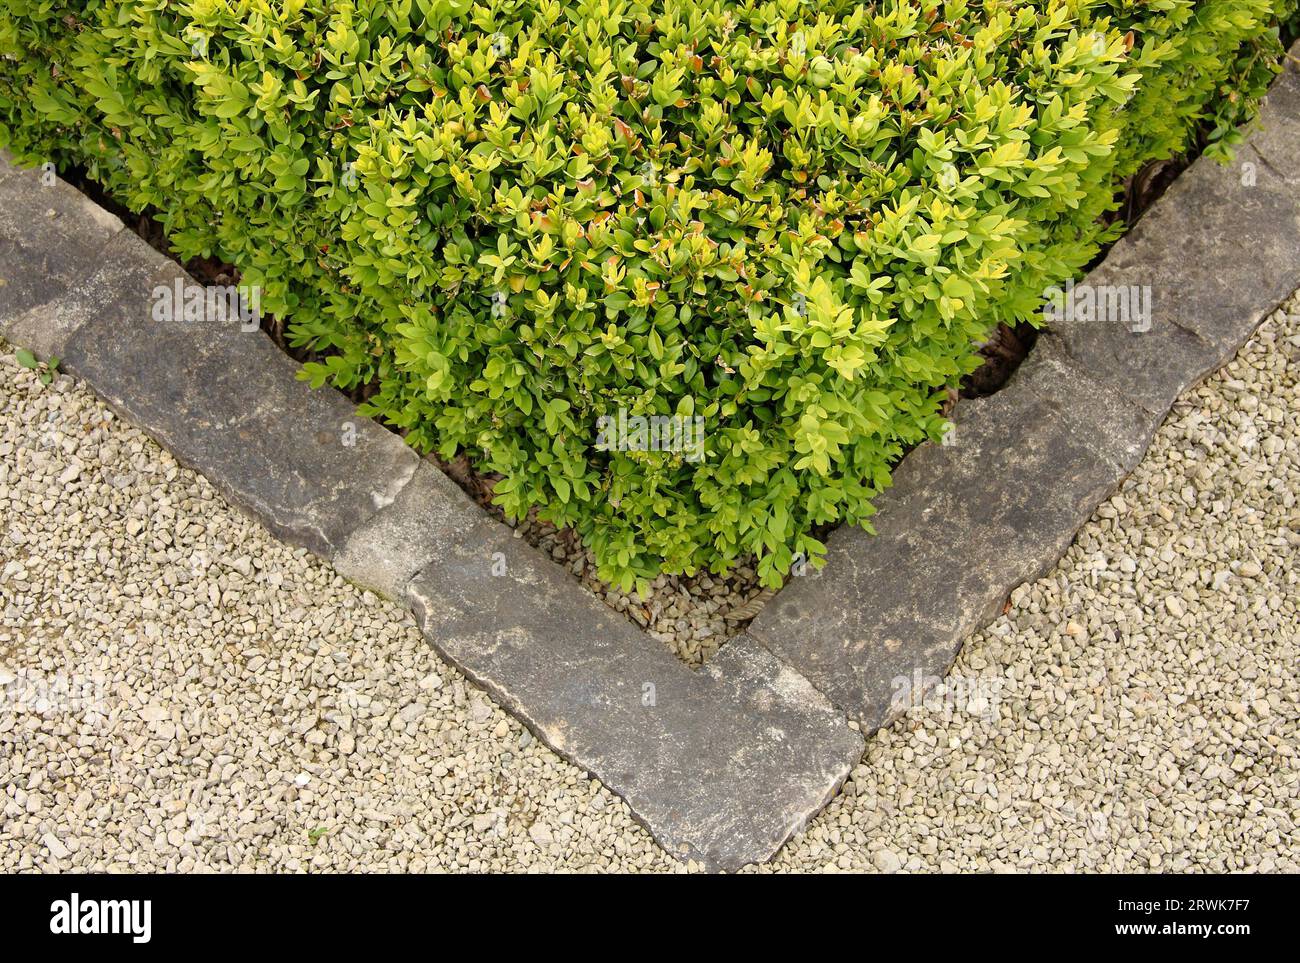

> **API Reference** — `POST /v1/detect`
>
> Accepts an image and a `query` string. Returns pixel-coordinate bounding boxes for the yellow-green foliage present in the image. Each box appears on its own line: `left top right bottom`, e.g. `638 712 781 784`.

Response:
1 1 1294 590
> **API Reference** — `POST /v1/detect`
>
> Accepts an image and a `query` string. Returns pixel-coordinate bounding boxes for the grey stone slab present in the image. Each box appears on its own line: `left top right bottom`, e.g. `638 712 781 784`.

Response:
334 461 487 599
0 156 123 245
749 355 1141 730
60 258 418 558
1011 334 1164 474
0 156 124 335
1128 155 1300 355
1045 248 1224 416
1248 44 1300 185
405 529 863 872
702 634 866 857
4 230 162 358
1049 65 1300 409
1045 228 1290 419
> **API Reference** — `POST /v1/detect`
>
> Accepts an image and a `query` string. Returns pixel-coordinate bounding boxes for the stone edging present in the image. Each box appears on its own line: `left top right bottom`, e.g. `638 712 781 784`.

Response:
2 45 1296 871
0 157 862 873
748 49 1300 732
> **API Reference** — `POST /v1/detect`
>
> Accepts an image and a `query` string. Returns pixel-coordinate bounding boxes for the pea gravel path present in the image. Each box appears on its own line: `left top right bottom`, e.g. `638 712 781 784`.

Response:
2 291 1297 873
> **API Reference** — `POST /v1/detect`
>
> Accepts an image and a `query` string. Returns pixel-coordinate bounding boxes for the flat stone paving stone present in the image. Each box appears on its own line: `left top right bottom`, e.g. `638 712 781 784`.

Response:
749 351 1144 730
405 524 863 872
1046 250 1224 416
335 461 489 599
0 156 125 336
1013 334 1164 474
1043 189 1299 418
1249 47 1300 184
1127 151 1300 354
60 252 419 559
3 230 164 359
1049 55 1300 410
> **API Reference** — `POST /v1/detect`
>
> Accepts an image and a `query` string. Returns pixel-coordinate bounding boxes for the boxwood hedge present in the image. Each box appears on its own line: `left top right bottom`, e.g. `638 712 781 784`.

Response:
2 1 1295 591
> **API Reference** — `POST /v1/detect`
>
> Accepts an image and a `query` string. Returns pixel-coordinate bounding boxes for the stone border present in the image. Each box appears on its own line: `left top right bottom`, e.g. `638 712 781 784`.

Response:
749 47 1300 731
0 155 863 874
2 45 1297 871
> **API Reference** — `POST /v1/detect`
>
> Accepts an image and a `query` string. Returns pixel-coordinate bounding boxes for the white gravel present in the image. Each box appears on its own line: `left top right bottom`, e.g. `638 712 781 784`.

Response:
2 292 1297 872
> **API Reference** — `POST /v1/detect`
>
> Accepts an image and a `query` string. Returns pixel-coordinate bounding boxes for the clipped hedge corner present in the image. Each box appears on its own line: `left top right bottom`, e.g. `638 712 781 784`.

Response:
2 0 1295 590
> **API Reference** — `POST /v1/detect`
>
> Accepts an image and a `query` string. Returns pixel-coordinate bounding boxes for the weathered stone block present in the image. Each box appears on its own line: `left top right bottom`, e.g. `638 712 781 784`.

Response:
749 354 1144 730
0 156 124 335
335 462 487 599
1013 334 1164 473
1248 45 1300 185
60 259 419 558
1130 157 1300 355
1051 312 1221 416
4 230 163 358
405 531 863 872
1049 60 1300 409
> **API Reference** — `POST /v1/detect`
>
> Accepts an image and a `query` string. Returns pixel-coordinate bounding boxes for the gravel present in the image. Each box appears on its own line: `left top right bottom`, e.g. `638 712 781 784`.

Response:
2 291 1296 872
498 514 759 667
